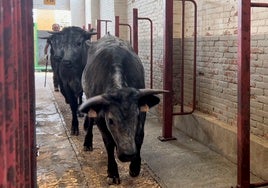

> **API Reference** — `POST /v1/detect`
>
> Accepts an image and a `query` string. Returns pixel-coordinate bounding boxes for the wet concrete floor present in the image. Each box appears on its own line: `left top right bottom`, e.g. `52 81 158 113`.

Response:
36 72 266 188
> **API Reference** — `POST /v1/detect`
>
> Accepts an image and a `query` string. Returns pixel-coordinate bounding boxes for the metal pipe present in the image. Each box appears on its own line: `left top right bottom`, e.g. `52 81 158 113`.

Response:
96 19 112 39
133 8 138 54
251 2 268 7
173 0 197 115
115 16 120 37
237 0 251 187
138 17 153 88
119 23 132 45
180 0 185 113
160 0 175 141
97 19 101 39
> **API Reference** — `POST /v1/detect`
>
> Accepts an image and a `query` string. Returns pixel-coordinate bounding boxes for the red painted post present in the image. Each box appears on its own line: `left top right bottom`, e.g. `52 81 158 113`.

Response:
237 0 250 187
159 0 175 141
133 8 138 54
0 0 35 187
115 16 119 37
97 19 101 39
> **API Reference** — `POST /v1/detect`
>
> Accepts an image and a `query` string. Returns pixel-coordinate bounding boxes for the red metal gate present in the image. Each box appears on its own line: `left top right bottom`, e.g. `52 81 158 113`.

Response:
0 0 36 187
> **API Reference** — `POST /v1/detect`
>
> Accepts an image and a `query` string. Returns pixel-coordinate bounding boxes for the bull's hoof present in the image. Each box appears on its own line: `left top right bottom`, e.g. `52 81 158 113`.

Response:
77 112 84 117
129 162 141 177
83 146 93 151
107 176 120 185
71 130 79 136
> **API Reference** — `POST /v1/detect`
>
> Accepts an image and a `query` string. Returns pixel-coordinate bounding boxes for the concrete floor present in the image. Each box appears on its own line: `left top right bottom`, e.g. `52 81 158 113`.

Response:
35 72 266 188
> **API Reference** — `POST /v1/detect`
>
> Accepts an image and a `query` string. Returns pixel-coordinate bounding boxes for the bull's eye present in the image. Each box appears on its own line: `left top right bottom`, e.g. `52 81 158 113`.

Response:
108 119 114 125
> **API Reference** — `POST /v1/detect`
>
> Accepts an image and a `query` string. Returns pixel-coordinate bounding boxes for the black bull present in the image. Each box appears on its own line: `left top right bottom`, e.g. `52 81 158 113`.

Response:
40 26 97 135
79 34 167 184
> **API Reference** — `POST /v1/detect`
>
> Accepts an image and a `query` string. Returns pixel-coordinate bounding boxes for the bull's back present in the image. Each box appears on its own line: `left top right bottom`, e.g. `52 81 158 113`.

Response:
82 35 145 98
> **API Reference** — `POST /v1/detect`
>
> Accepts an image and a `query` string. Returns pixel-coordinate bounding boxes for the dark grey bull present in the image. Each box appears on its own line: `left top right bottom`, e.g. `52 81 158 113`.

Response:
79 34 167 184
44 26 97 135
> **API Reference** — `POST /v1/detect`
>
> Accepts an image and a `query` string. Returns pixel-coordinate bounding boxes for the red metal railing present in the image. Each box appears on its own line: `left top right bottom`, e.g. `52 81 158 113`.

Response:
173 0 197 115
133 8 154 89
115 16 132 45
161 0 175 140
162 0 197 140
96 19 112 39
0 0 36 187
237 1 268 187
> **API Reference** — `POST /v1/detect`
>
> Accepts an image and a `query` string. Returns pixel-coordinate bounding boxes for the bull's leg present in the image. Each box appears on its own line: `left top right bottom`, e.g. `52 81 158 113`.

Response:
77 93 84 117
69 92 79 135
97 119 120 184
83 116 93 151
129 152 141 177
129 112 146 177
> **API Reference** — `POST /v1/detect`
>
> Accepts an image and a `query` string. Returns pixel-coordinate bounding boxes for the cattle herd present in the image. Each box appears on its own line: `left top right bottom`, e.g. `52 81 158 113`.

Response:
41 26 167 185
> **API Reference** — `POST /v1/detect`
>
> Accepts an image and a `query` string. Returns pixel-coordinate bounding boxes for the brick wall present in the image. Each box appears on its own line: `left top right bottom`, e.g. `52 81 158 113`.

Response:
95 0 268 139
127 0 165 89
124 0 268 139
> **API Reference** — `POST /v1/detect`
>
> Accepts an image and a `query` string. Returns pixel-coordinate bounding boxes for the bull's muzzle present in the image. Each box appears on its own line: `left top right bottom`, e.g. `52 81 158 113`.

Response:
118 152 136 162
62 60 72 68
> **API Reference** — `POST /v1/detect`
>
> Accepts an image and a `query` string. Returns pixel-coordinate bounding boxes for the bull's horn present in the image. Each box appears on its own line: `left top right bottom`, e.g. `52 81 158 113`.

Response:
38 36 50 39
48 31 61 34
89 31 98 35
138 89 169 97
79 95 109 113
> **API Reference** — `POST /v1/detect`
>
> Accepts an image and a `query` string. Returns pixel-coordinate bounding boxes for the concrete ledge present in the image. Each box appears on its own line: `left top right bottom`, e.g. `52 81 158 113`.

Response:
174 111 268 180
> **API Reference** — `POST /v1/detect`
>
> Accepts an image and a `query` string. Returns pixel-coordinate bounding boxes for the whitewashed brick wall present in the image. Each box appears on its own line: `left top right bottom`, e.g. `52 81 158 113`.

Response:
33 0 70 10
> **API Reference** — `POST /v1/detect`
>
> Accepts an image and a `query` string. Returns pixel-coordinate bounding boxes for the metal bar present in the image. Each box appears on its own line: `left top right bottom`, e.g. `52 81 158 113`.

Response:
250 3 268 188
97 19 101 39
0 0 35 187
138 17 153 88
160 0 175 141
119 23 132 45
250 181 268 188
115 16 133 44
22 0 36 187
88 23 91 31
251 2 268 7
0 1 5 185
133 8 138 54
180 0 185 113
97 19 112 38
172 0 197 115
115 16 119 37
237 0 251 187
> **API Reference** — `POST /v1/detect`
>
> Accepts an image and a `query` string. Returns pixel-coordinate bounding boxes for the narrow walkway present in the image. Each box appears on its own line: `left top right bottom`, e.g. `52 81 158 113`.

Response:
36 72 88 187
36 72 265 188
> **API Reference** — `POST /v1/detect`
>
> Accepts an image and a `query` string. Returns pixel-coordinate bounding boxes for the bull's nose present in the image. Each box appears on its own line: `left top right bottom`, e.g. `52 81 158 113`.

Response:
118 153 136 162
53 56 62 62
62 60 72 67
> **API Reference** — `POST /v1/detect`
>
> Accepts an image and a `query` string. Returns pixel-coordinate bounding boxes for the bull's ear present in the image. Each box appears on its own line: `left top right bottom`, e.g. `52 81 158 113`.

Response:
88 109 97 118
138 89 169 109
139 95 160 109
85 30 98 40
79 95 109 114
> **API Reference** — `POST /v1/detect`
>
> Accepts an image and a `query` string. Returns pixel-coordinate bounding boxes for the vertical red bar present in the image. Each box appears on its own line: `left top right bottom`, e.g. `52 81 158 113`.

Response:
97 19 101 39
133 8 138 54
237 0 250 187
22 0 35 187
0 0 7 185
161 0 174 140
115 16 119 37
0 0 35 187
